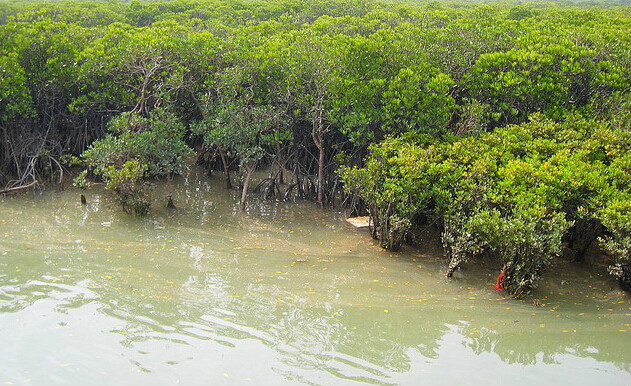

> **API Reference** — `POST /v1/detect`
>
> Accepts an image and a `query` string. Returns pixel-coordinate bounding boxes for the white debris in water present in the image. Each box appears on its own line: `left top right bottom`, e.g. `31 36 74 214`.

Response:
346 216 370 228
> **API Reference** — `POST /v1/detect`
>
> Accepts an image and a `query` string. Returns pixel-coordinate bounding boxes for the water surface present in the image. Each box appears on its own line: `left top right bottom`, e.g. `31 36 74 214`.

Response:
1 169 630 385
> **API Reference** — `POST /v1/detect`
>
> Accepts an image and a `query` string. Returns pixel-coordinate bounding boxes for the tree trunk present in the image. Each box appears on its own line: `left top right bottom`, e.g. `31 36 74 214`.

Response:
167 194 176 209
166 175 175 208
317 142 325 206
0 124 8 182
0 180 38 194
312 129 325 207
275 142 287 185
219 147 232 189
240 164 254 211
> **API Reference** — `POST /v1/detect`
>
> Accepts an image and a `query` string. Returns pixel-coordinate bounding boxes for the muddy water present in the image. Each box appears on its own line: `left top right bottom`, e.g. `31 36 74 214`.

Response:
1 169 629 386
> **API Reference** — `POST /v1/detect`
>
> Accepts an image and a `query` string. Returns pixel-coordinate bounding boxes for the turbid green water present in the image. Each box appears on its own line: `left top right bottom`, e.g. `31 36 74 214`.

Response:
1 169 630 386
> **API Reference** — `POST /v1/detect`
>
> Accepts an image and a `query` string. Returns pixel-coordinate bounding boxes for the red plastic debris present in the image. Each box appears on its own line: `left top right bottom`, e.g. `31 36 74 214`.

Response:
493 269 506 291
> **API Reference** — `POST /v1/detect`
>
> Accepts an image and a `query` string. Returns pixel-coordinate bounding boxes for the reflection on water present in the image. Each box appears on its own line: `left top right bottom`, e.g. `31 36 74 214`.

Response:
1 168 630 386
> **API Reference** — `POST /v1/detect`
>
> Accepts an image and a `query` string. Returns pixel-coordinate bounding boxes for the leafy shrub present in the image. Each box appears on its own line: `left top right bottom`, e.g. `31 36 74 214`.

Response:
102 159 151 215
599 200 631 290
83 109 193 177
72 170 89 189
80 108 193 214
341 115 631 297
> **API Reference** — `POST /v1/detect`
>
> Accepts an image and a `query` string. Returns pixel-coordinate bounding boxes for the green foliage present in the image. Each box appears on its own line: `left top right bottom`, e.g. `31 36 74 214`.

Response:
454 207 570 297
83 109 193 178
599 200 631 289
75 158 151 215
81 109 192 214
194 100 287 167
453 98 491 135
381 67 455 135
72 170 89 189
339 135 440 250
73 20 219 115
467 36 629 126
330 31 455 144
0 53 33 120
341 115 631 296
507 6 536 21
103 159 151 216
192 39 290 173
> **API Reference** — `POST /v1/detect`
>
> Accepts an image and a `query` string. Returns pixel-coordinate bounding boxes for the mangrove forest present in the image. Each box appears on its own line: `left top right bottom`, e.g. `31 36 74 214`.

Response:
1 0 631 384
